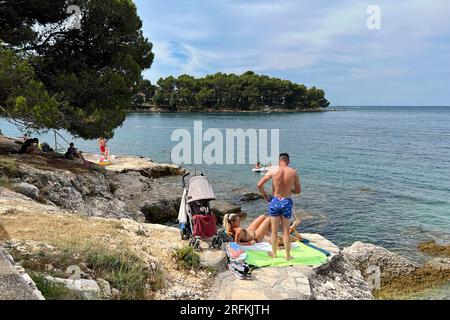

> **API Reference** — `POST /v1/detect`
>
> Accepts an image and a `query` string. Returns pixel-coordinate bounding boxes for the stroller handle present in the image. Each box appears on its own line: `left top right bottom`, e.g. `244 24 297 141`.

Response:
182 173 190 188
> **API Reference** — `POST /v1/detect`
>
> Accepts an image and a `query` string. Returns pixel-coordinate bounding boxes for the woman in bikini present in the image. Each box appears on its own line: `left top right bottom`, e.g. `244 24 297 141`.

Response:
223 214 271 246
224 214 303 247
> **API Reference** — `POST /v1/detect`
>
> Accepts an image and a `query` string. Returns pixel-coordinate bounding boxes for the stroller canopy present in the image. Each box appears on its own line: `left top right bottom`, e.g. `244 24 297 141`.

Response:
187 176 216 203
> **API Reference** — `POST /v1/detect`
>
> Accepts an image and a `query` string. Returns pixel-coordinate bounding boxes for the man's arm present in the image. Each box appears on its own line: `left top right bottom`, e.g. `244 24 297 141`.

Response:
292 172 301 194
257 172 273 203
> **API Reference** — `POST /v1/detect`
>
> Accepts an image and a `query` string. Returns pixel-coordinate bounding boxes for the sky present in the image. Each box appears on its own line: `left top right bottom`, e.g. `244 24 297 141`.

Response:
134 0 450 106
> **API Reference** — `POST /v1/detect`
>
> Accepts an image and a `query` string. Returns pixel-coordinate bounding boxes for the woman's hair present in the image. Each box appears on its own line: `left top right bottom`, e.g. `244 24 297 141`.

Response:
223 214 239 235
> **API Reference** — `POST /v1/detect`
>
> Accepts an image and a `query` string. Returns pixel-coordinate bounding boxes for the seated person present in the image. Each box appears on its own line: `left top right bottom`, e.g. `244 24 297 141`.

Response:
255 162 262 169
65 143 85 162
40 142 54 153
272 219 304 247
224 214 271 246
19 138 39 155
224 214 303 247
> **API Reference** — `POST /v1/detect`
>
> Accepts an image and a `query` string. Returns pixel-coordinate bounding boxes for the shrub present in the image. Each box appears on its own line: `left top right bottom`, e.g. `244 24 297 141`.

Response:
173 246 201 270
30 272 79 300
86 250 163 300
0 176 12 188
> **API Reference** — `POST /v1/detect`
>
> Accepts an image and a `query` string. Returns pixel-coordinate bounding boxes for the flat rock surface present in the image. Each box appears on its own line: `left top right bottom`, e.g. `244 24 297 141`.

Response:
212 266 313 300
209 234 345 300
84 153 185 176
0 248 40 300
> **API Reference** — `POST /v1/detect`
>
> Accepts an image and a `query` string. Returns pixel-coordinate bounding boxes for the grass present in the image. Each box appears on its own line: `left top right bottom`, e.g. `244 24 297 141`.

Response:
0 176 12 188
0 157 20 177
30 272 79 300
86 249 164 300
0 212 202 300
173 246 201 270
135 228 147 237
11 244 164 300
14 248 82 279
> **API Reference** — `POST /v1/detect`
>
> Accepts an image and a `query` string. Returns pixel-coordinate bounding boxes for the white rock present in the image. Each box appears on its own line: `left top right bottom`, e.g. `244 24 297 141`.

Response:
13 183 39 200
46 276 101 300
96 278 112 298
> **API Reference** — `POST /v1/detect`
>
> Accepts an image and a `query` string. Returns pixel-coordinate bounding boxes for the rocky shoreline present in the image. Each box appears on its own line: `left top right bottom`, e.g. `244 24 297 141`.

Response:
0 135 449 300
126 107 336 114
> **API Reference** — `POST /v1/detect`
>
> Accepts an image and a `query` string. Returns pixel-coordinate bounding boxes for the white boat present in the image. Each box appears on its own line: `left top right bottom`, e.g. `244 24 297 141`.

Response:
252 166 278 173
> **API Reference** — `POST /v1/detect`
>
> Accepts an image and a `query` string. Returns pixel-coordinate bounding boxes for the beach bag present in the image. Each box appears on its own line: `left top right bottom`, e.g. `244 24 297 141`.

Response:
225 242 247 264
217 227 234 243
192 214 217 238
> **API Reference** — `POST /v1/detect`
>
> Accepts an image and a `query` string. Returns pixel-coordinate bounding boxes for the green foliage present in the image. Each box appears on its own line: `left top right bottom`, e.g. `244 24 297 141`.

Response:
153 72 330 112
0 157 20 178
31 273 79 300
173 246 201 270
0 176 12 188
0 0 154 139
86 249 163 300
0 50 61 130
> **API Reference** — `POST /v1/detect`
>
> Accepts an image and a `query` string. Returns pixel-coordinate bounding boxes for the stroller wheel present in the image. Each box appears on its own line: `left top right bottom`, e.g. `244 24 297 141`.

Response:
193 239 201 251
212 237 218 249
217 238 224 249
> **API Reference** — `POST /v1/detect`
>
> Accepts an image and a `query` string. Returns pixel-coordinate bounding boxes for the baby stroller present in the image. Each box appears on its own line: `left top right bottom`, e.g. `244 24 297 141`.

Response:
178 173 218 250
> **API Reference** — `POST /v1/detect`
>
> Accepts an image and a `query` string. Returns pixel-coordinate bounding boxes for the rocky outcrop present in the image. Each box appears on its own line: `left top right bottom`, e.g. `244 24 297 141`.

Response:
310 253 374 300
343 241 450 299
101 155 185 178
0 247 44 300
240 192 264 202
343 242 418 284
13 183 40 200
419 240 450 257
212 201 246 223
0 154 184 223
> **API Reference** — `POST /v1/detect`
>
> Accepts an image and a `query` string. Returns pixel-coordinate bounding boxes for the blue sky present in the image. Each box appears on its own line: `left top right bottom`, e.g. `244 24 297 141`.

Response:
134 0 450 106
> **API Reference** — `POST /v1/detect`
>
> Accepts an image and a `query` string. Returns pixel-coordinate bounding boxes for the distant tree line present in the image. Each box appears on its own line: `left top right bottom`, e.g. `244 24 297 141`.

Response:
132 71 330 111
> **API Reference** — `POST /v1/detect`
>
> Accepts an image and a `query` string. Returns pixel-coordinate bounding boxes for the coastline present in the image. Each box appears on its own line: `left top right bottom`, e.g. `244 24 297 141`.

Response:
0 135 448 300
124 107 338 114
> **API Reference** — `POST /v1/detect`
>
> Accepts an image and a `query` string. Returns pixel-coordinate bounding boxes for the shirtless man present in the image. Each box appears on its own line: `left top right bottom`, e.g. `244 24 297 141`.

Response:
257 153 301 260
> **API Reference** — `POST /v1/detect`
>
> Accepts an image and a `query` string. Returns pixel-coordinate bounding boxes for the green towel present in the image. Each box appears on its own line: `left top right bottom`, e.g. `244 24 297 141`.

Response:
244 243 328 268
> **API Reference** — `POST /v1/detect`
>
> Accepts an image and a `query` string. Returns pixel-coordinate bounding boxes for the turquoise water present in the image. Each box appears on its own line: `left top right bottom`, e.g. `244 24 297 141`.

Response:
1 106 450 261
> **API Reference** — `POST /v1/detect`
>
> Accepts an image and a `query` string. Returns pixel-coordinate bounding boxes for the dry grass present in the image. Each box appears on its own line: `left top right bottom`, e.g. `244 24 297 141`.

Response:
0 211 165 300
0 209 213 300
0 157 20 177
0 210 124 250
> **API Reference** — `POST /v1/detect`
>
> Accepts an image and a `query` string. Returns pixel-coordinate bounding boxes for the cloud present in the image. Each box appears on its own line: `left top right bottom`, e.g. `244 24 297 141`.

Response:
138 0 450 105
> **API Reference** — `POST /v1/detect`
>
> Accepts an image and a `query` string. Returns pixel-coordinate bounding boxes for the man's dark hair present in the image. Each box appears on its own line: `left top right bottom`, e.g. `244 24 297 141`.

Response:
279 153 290 162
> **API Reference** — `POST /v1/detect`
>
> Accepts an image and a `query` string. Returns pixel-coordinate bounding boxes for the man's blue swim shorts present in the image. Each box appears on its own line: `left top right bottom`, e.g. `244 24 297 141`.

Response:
268 197 293 220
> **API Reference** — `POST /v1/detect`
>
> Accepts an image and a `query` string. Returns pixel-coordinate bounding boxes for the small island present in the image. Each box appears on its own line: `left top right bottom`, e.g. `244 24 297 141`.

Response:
130 71 330 113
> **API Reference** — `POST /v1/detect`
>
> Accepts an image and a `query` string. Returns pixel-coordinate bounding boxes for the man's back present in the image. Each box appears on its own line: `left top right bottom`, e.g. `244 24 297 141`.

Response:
271 166 300 198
